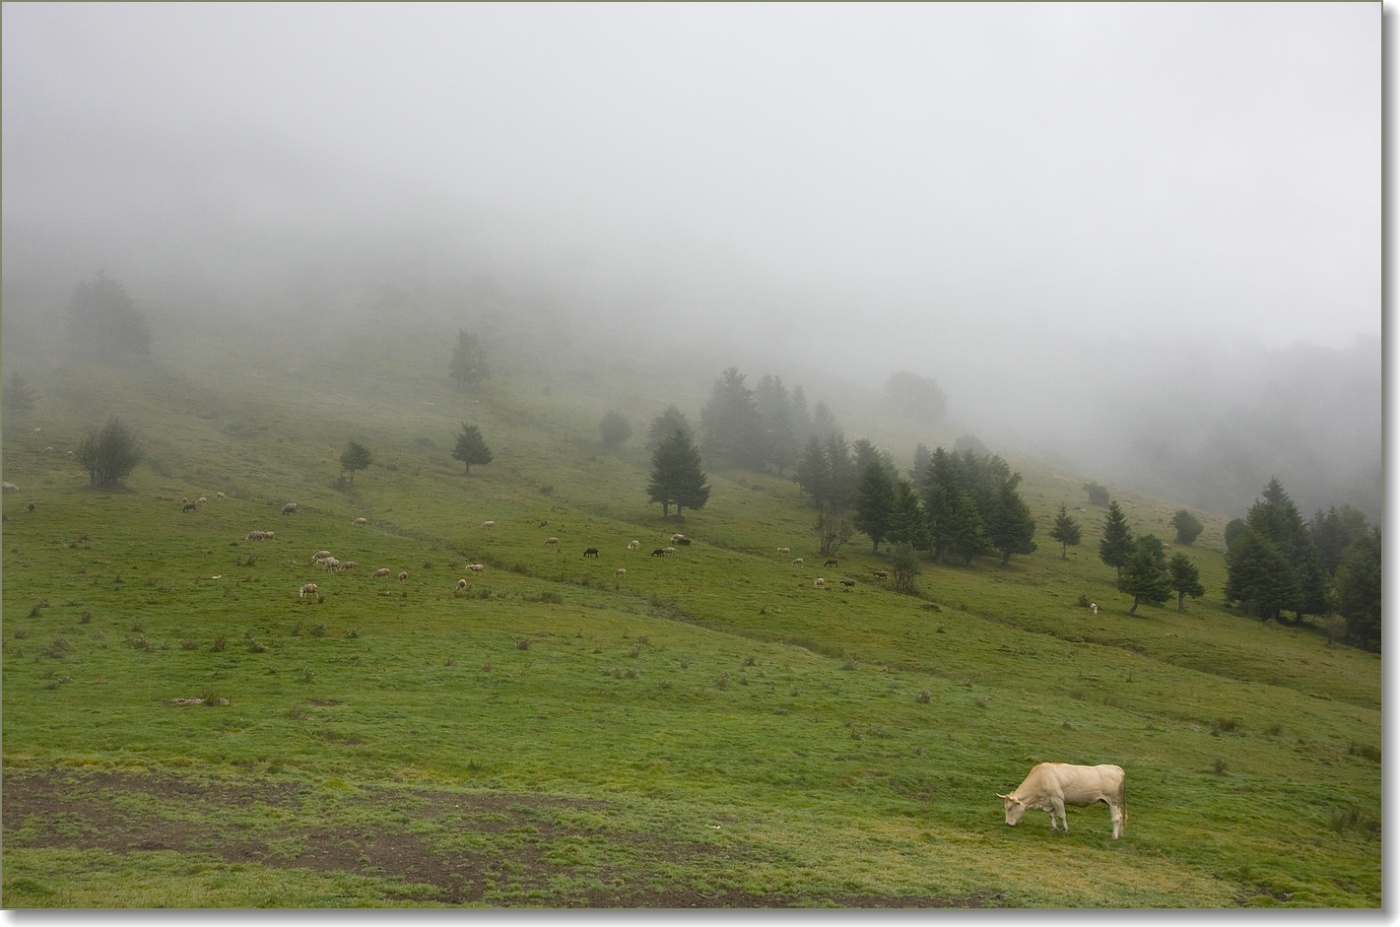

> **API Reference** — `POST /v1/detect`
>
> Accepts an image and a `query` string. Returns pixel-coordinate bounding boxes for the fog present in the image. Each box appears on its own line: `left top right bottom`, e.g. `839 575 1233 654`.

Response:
1 3 1382 519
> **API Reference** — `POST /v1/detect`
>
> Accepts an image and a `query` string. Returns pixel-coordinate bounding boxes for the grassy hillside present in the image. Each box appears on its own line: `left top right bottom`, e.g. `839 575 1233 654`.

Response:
0 320 1381 908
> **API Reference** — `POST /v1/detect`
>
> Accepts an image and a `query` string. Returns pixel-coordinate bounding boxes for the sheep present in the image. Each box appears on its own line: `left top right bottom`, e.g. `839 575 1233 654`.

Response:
43 446 54 454
1 482 17 494
372 568 392 579
872 570 888 579
398 571 408 584
321 557 341 572
651 548 667 557
311 550 333 563
627 540 641 550
813 577 826 588
340 561 357 572
583 547 600 558
545 537 560 546
662 546 677 556
1090 603 1099 615
196 497 208 506
614 568 627 577
245 531 266 541
299 583 319 598
791 557 804 568
482 520 496 528
216 492 226 500
671 533 687 543
281 503 299 515
841 580 856 588
352 517 368 526
182 500 198 513
456 578 468 590
777 547 791 555
468 563 484 572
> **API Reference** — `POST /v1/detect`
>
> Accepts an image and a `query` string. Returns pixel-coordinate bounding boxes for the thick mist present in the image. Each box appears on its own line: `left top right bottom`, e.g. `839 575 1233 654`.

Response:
1 4 1382 521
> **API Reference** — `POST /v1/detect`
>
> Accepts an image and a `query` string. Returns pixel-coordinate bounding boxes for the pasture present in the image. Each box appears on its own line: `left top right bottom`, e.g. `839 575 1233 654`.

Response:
0 324 1381 908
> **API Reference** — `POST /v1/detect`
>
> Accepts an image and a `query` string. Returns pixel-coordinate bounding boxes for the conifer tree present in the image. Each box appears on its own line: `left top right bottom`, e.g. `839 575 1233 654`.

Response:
1098 501 1134 579
1049 504 1082 559
1119 545 1173 615
451 423 493 474
1168 553 1206 611
853 459 896 553
648 429 709 518
339 440 372 486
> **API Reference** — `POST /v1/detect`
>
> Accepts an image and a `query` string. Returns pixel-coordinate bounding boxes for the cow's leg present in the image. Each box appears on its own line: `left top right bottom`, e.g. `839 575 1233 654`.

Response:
1050 799 1067 833
1110 803 1124 839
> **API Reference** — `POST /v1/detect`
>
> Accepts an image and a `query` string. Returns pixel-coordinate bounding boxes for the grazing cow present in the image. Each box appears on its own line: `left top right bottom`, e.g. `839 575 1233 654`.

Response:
299 583 319 599
999 763 1126 839
614 568 627 577
627 540 641 550
652 548 667 557
373 568 392 579
282 503 299 515
583 547 600 558
791 557 804 568
398 571 409 584
777 547 791 555
352 517 368 526
545 537 560 547
1090 603 1099 615
482 520 496 528
813 577 825 588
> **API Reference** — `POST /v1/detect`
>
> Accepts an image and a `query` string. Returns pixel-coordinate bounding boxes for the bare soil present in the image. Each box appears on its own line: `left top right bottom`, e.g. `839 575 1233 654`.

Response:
3 770 1003 908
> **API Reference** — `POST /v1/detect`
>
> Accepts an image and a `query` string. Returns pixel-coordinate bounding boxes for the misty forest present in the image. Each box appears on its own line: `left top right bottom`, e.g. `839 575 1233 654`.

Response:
1 3 1381 911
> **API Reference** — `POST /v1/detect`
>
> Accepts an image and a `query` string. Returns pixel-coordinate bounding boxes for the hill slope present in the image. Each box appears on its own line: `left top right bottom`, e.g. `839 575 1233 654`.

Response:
0 321 1380 908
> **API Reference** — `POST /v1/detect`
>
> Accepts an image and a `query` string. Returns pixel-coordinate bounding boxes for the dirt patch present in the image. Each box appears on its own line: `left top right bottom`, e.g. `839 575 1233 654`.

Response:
3 770 1003 908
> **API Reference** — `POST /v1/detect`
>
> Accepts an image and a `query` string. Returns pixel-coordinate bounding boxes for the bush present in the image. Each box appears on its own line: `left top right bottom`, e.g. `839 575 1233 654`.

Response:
75 417 144 489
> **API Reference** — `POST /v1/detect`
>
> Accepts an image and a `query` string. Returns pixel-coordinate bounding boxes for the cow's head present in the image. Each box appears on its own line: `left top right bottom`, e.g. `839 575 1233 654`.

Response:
997 792 1028 826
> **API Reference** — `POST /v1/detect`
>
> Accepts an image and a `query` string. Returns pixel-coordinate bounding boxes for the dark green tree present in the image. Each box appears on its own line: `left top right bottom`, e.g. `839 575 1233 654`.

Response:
598 411 632 448
451 423 493 474
449 329 488 391
1242 477 1327 621
74 416 143 488
646 405 694 452
700 366 763 469
3 373 37 419
1224 529 1302 621
67 271 152 359
986 477 1037 565
1118 546 1173 616
1170 509 1204 545
1167 553 1206 611
1224 517 1249 552
853 459 896 553
946 489 986 566
1082 482 1110 507
794 434 830 509
909 443 933 486
755 375 800 475
1049 504 1082 559
648 429 710 518
823 433 856 512
1335 526 1381 650
1098 501 1134 579
887 478 927 550
339 440 372 486
1310 505 1370 578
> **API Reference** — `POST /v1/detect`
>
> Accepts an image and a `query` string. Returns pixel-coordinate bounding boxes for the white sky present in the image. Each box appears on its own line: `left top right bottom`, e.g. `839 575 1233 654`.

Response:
1 2 1381 368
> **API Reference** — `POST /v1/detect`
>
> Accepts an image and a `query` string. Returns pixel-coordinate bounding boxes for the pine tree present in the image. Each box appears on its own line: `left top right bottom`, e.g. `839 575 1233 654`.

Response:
648 429 709 518
451 423 493 474
946 489 985 566
1167 553 1205 611
1224 529 1302 620
699 366 762 469
1118 546 1173 615
853 459 896 553
986 478 1037 565
449 329 488 391
1049 504 1082 559
1098 501 1134 579
339 440 372 486
647 405 694 452
1240 477 1327 621
1335 526 1381 650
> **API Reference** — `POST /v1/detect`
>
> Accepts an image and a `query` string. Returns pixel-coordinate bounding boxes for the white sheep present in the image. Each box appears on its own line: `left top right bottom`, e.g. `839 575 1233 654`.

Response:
468 563 485 572
216 491 226 500
373 568 392 579
813 577 825 588
1 482 17 494
340 561 357 572
545 537 560 546
456 578 468 590
777 547 791 555
482 520 496 528
399 571 409 584
282 502 299 515
627 540 641 550
1091 603 1099 615
311 550 333 564
299 583 319 598
352 517 368 526
614 568 627 577
321 557 341 572
791 557 804 568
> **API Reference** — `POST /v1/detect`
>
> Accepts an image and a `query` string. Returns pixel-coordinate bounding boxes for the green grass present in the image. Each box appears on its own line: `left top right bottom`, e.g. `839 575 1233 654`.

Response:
0 323 1380 908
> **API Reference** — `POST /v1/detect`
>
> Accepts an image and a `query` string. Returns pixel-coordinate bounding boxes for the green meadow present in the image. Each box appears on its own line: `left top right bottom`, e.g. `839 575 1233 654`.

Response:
0 322 1380 908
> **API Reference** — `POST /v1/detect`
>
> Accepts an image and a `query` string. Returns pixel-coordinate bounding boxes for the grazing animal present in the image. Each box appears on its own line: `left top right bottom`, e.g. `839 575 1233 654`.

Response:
872 570 888 579
311 550 333 563
1090 603 1099 615
777 547 791 555
352 517 368 526
1 482 17 493
539 520 548 528
841 579 856 588
791 557 804 568
999 763 1126 839
662 546 677 556
27 502 35 512
298 583 318 599
583 547 600 558
43 446 53 454
197 497 208 506
627 540 641 550
482 520 496 528
340 561 357 572
217 492 226 500
321 557 341 572
373 568 392 579
671 533 687 543
545 537 560 546
246 531 266 541
456 578 468 590
652 548 667 557
614 568 627 577
813 577 825 588
282 503 299 515
398 571 409 584
468 563 485 572
182 501 198 513
825 558 838 567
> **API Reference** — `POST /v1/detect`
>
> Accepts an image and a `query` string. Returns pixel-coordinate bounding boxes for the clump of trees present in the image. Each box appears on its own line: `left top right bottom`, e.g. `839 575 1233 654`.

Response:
697 367 835 475
68 271 152 360
452 423 492 473
75 416 143 488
